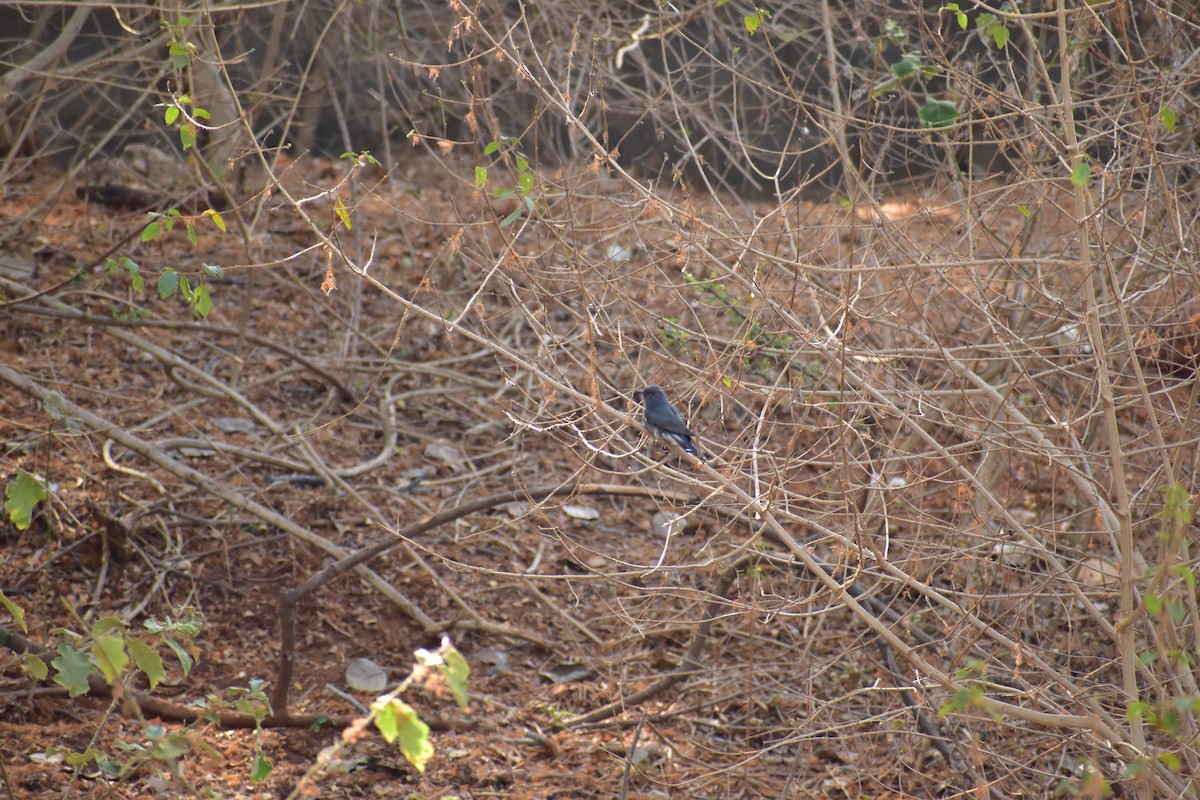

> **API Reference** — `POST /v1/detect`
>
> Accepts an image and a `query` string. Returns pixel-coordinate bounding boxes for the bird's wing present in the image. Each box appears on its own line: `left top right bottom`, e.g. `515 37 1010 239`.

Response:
654 409 695 437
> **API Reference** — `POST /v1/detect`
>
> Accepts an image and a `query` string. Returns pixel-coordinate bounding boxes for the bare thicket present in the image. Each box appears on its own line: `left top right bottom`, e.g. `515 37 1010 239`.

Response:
3 1 1200 797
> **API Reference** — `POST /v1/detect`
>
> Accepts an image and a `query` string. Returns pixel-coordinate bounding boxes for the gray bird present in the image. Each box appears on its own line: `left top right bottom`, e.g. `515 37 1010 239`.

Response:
634 384 703 459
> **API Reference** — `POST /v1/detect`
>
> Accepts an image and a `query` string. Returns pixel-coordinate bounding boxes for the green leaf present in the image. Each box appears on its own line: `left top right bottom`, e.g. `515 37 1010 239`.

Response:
204 209 227 232
976 14 1009 49
194 107 211 121
1172 564 1196 593
142 221 162 242
474 166 488 188
61 747 110 768
373 699 433 772
1145 593 1162 616
92 616 127 637
147 726 190 760
162 637 195 675
1159 482 1191 522
1016 204 1031 218
158 268 180 298
93 634 129 684
518 171 535 195
168 43 189 68
180 124 195 151
869 76 902 98
1124 756 1151 779
126 638 165 691
125 261 144 294
1173 694 1200 713
5 471 48 531
23 652 48 680
439 648 471 710
743 9 768 35
0 589 27 633
1070 161 1092 187
945 4 967 30
1159 105 1178 133
201 263 224 279
192 284 212 318
483 140 501 156
250 750 272 782
1158 751 1181 770
144 607 203 638
890 54 920 79
1127 700 1151 720
164 106 180 126
919 99 959 128
52 642 94 697
186 223 198 248
499 209 522 229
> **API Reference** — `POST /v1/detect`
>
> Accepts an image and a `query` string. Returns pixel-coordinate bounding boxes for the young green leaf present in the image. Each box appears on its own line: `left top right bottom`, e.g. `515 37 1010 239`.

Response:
126 638 165 691
919 99 959 128
158 268 180 298
162 637 195 675
250 750 272 782
5 471 48 531
23 652 48 680
744 9 768 35
373 699 434 772
1159 105 1178 134
192 283 212 318
52 642 94 697
93 634 129 683
945 3 967 30
169 43 189 68
1070 161 1092 187
439 648 471 710
0 589 27 633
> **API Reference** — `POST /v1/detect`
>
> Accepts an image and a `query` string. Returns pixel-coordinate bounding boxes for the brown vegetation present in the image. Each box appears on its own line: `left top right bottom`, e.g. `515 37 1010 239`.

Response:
3 1 1200 798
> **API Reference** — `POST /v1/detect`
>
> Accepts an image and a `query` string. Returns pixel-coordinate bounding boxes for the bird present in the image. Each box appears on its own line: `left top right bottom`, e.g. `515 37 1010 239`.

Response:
634 384 704 459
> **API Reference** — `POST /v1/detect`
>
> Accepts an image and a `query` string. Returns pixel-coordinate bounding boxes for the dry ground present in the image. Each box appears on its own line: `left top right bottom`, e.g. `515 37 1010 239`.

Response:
2 152 1196 799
